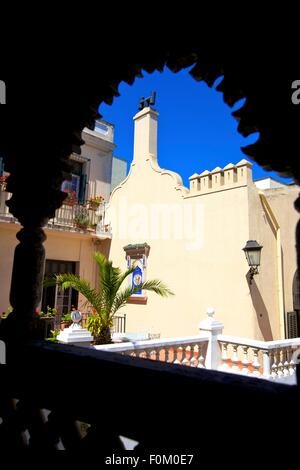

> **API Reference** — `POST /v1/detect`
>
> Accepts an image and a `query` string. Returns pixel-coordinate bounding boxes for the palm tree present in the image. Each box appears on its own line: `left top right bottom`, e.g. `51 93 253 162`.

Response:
44 251 174 344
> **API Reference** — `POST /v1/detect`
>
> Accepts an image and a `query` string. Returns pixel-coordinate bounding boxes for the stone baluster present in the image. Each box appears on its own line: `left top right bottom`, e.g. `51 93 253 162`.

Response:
288 347 296 376
173 346 181 364
252 348 261 376
150 348 157 360
262 350 271 379
276 349 284 378
219 342 229 370
165 346 171 363
282 348 290 377
138 350 146 359
189 344 196 367
197 344 205 368
181 345 190 366
270 350 278 379
241 346 250 375
155 347 161 361
143 348 150 359
231 344 240 372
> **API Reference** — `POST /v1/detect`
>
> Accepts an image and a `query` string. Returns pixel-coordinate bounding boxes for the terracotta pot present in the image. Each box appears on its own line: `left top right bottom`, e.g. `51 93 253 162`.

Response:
60 321 72 330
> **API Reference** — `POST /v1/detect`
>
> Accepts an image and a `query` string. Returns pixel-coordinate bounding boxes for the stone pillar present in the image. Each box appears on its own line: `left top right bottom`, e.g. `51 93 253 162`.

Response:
0 153 68 344
199 308 224 370
0 223 49 343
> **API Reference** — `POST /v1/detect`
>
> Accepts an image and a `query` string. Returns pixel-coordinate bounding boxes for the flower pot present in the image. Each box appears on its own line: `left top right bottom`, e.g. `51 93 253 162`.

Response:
75 223 88 230
60 321 72 330
88 203 99 211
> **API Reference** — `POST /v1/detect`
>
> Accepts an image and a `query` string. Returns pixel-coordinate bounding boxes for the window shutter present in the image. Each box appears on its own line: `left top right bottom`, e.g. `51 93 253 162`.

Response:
287 311 299 338
293 271 300 310
78 174 87 204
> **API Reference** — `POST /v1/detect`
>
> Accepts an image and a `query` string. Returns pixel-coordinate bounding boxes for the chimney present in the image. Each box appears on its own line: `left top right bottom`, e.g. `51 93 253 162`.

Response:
133 107 159 164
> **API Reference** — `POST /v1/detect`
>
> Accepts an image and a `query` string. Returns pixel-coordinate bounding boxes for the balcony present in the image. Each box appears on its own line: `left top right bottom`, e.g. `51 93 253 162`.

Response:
0 190 111 239
96 309 300 385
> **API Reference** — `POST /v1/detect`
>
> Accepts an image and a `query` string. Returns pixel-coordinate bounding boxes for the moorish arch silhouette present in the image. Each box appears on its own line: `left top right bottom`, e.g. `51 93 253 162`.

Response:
0 45 299 454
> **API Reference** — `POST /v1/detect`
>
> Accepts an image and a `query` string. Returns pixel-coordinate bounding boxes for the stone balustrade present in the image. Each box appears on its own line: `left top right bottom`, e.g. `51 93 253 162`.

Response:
218 335 300 383
95 308 300 385
95 334 210 368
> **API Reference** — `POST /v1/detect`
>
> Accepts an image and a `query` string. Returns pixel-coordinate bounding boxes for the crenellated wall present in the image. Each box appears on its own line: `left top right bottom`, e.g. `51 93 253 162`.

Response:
189 159 253 195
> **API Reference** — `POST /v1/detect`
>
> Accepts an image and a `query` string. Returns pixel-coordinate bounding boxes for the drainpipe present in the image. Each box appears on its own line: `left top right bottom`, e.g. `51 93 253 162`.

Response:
259 192 285 339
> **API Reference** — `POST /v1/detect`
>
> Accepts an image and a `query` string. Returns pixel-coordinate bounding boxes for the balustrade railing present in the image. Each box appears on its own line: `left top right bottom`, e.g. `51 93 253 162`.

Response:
93 309 300 385
95 335 209 367
218 335 300 383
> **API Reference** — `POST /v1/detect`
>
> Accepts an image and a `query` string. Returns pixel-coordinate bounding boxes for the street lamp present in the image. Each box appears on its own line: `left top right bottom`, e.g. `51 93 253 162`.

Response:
242 240 263 283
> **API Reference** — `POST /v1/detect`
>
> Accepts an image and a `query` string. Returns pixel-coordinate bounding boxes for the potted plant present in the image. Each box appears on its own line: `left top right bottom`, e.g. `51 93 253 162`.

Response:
39 306 57 338
74 207 90 230
87 223 97 232
87 195 104 210
60 312 72 330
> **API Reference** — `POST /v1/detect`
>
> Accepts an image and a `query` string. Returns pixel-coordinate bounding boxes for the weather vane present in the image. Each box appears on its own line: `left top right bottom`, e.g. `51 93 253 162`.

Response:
138 91 156 110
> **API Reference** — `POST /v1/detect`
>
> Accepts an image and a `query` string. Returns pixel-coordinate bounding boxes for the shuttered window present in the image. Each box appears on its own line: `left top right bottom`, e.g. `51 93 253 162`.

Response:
293 270 300 310
287 311 299 338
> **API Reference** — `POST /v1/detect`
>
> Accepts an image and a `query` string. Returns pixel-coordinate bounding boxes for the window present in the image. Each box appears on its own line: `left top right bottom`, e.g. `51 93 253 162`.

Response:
42 260 78 316
61 159 87 204
288 270 300 338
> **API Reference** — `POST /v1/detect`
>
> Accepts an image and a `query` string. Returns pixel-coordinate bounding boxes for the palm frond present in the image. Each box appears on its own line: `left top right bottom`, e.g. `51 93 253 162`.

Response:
44 273 103 313
111 287 138 315
115 266 137 291
111 279 174 316
139 279 174 297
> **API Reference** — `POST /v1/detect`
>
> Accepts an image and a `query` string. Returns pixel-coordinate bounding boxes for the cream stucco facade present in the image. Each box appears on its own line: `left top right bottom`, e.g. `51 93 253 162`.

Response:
106 107 299 340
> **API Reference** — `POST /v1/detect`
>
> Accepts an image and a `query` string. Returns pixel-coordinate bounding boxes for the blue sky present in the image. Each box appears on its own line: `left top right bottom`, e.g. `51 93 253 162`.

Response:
100 67 292 187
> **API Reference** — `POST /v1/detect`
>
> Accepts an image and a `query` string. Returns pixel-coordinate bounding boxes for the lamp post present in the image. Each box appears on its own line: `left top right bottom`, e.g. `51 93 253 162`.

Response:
242 240 263 283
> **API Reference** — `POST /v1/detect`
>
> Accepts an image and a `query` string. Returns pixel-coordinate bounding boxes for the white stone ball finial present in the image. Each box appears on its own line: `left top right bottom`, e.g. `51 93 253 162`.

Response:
206 307 215 318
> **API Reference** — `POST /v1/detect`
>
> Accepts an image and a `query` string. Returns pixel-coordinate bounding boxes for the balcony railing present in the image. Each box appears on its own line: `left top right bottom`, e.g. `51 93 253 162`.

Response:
95 335 209 367
0 191 111 238
96 309 300 385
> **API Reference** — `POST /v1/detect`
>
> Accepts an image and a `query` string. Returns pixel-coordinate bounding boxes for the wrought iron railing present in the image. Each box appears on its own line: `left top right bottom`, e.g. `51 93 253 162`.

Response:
0 191 111 237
